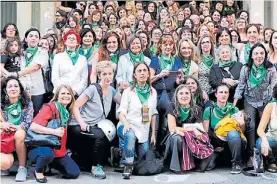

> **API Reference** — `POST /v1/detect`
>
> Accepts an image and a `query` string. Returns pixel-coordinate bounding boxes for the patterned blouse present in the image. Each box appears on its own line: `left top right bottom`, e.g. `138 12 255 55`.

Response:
198 62 212 92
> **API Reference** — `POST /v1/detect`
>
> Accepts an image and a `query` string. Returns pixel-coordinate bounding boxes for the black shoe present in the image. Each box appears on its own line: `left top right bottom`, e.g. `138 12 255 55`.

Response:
34 172 47 183
122 165 133 179
110 147 122 167
231 163 241 174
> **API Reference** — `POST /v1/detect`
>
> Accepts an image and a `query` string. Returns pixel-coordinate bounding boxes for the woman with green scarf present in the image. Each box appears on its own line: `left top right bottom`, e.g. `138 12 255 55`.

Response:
203 85 246 174
0 77 33 181
116 35 151 90
117 62 157 179
78 28 96 76
28 85 80 183
149 27 162 57
210 45 242 103
165 85 207 173
234 43 277 167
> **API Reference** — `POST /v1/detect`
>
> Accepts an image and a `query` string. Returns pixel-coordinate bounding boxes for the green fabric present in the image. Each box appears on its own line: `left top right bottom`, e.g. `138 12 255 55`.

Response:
202 55 214 69
149 44 157 56
25 47 38 67
244 42 251 64
249 64 266 88
78 46 94 59
109 51 119 64
182 59 191 76
219 60 234 68
135 83 151 104
160 54 175 70
270 99 277 103
5 101 22 125
66 49 79 65
55 102 69 127
94 42 100 49
50 53 55 61
129 51 145 64
203 102 239 128
180 106 190 121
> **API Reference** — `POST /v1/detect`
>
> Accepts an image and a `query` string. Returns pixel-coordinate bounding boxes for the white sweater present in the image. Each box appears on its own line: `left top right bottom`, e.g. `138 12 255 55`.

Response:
52 52 88 95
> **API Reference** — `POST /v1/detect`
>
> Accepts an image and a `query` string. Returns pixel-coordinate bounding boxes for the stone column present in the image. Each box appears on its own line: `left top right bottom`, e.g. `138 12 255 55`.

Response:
17 2 32 37
272 0 277 29
40 2 55 35
249 0 264 25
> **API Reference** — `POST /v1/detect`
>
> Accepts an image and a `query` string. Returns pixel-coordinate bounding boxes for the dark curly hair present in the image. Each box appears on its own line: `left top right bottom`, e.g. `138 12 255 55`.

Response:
1 77 31 109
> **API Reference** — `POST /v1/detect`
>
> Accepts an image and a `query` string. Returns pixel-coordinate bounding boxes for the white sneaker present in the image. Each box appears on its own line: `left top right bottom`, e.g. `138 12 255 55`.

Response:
15 166 27 182
1 170 9 176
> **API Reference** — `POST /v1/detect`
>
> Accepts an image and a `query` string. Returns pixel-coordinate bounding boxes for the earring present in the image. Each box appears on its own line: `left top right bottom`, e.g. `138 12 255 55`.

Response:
5 94 9 101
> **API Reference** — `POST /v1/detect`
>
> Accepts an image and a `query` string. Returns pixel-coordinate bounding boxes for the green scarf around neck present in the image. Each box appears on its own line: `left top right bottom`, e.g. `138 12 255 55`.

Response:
5 101 22 125
160 54 175 70
182 59 191 76
94 42 100 49
249 64 266 88
129 51 144 64
25 47 38 67
202 55 214 69
55 102 69 127
78 45 94 59
244 42 251 64
136 83 151 104
219 60 234 68
109 51 119 64
149 44 157 56
214 102 236 119
66 48 79 65
180 105 190 121
270 99 277 103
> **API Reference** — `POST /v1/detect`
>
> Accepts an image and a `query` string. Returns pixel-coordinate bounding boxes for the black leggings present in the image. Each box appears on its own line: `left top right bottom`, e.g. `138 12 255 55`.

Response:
67 125 108 168
31 94 45 116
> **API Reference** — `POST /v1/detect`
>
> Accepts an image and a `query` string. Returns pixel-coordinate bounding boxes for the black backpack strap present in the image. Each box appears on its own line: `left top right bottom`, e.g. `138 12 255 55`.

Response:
91 83 106 118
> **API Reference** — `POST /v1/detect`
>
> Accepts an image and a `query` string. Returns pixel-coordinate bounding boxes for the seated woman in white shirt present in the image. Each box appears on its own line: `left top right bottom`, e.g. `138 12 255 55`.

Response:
52 29 88 98
117 62 157 179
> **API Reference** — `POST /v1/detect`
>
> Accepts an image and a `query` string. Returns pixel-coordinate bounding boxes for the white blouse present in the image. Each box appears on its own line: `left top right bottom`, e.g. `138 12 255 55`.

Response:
52 52 88 96
117 86 158 143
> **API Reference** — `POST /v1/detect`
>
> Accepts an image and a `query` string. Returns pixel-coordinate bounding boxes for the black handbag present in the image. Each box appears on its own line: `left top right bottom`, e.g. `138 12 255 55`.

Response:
25 104 61 149
41 59 54 99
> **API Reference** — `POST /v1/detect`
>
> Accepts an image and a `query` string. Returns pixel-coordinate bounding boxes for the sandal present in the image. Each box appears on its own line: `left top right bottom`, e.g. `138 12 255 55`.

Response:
267 163 277 173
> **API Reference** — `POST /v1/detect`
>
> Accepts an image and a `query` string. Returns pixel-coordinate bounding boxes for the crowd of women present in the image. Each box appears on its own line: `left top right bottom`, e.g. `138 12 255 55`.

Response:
1 0 277 182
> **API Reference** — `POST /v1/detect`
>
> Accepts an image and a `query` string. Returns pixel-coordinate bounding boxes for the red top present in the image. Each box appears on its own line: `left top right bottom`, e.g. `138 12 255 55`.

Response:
33 102 67 157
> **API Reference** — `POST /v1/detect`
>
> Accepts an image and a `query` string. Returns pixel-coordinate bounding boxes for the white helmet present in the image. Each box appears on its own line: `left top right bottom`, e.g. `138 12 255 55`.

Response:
97 119 116 142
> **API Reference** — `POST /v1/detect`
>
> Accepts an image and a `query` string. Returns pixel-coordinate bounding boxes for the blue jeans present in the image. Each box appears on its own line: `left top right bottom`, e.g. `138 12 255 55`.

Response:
256 137 277 161
226 130 246 164
117 125 149 164
28 147 80 179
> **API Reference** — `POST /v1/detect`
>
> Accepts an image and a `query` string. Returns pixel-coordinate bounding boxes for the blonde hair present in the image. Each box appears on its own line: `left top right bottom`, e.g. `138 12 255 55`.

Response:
177 38 195 60
96 60 114 77
51 85 75 114
196 35 215 63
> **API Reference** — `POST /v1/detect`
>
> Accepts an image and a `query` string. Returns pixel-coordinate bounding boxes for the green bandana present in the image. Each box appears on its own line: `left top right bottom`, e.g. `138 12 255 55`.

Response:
66 49 79 65
178 22 182 28
55 102 69 127
180 106 190 121
109 51 119 64
244 42 251 64
182 59 191 76
50 53 55 61
249 64 266 88
214 102 236 119
78 46 94 59
149 44 157 56
219 60 234 68
129 51 145 64
94 42 100 49
25 47 38 67
202 55 214 69
160 54 175 70
270 99 277 103
5 101 22 125
136 83 151 104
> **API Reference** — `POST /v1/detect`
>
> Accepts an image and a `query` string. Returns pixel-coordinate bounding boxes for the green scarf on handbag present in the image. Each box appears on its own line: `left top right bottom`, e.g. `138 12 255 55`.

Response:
244 42 251 64
25 47 38 67
129 51 144 64
160 54 175 70
249 64 266 88
109 51 119 64
78 46 94 59
149 44 157 56
219 60 234 68
180 105 190 121
202 55 214 69
136 83 151 104
213 102 236 119
55 102 69 127
66 49 79 65
5 101 22 125
182 59 191 76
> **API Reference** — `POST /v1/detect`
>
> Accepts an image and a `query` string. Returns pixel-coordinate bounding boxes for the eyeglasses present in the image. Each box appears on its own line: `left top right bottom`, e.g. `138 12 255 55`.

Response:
67 37 77 41
153 33 162 37
79 3 86 7
201 40 211 45
7 28 16 31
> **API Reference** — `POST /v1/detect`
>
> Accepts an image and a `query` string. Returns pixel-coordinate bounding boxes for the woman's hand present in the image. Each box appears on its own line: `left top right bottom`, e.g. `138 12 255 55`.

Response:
123 123 132 134
53 127 65 137
261 138 270 156
231 112 245 127
150 134 156 145
175 129 184 136
223 78 236 86
214 123 221 131
0 122 12 131
159 69 170 78
202 91 209 101
176 70 184 85
80 122 88 132
193 128 203 139
119 81 129 90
